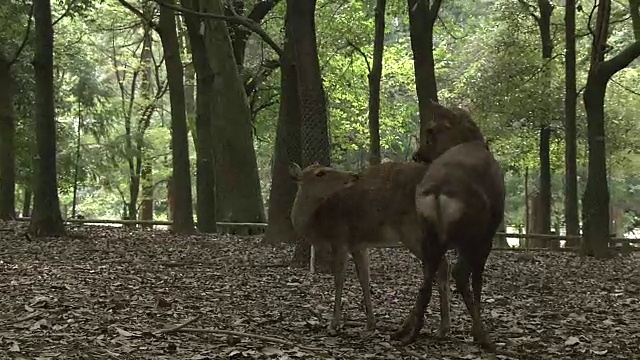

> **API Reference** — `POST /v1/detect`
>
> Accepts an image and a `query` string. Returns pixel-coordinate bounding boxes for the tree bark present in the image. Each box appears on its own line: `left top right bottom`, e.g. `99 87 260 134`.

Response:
582 0 640 257
139 26 155 227
534 0 554 243
158 0 195 234
368 0 386 166
0 51 16 220
285 0 332 269
263 0 302 245
201 0 266 223
22 187 32 217
182 0 217 233
30 0 65 236
564 0 580 246
407 0 441 150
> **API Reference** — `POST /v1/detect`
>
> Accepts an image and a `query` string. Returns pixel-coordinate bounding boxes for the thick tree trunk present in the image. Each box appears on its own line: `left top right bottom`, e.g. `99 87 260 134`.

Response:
368 0 386 166
158 0 195 234
182 0 217 233
30 0 65 236
581 0 640 257
285 0 332 269
263 0 302 245
564 0 580 246
582 83 610 257
201 0 266 223
407 0 441 150
128 174 140 221
0 52 16 220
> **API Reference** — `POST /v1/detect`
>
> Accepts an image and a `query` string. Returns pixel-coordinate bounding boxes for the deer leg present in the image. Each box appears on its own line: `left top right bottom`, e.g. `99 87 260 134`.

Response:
329 246 349 333
470 245 495 351
395 240 446 345
436 258 451 338
452 248 495 352
352 247 375 331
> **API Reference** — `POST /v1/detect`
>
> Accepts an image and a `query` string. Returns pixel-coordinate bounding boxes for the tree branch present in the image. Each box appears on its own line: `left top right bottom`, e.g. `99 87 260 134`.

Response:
246 0 281 22
346 40 371 73
427 0 443 25
52 0 79 27
9 1 34 66
152 0 283 58
600 40 640 79
117 0 160 32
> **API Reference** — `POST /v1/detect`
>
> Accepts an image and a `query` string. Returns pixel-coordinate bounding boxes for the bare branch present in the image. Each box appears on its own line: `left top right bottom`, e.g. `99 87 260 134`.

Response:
346 40 371 73
152 0 283 58
117 0 160 31
52 0 79 27
9 1 34 66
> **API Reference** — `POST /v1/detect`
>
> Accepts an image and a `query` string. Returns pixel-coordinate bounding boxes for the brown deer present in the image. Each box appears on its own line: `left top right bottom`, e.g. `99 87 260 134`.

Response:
392 100 505 351
289 161 452 336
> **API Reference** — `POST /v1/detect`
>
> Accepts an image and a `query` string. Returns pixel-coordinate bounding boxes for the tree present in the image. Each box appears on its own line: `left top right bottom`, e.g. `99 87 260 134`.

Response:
158 0 195 233
368 0 386 165
30 0 66 236
582 0 640 257
407 0 442 155
286 0 332 269
263 1 301 245
518 0 554 246
181 0 217 233
564 0 579 246
0 4 32 220
199 0 266 224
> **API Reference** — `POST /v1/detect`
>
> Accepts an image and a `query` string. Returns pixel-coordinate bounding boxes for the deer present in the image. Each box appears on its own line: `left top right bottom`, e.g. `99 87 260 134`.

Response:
289 161 452 337
391 100 505 352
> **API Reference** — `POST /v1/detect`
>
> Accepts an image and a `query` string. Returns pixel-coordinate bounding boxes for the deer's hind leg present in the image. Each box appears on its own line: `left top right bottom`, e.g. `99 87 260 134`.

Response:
351 246 375 331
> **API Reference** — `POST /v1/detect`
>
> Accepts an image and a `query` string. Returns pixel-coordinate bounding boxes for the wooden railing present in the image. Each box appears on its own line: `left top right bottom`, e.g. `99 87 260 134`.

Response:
12 217 639 251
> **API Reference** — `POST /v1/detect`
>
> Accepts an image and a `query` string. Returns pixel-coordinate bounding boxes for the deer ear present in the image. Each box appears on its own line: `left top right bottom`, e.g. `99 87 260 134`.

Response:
289 162 303 181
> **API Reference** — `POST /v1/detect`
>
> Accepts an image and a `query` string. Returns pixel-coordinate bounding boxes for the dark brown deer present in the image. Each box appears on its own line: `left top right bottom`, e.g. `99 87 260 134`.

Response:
392 100 505 351
289 161 451 336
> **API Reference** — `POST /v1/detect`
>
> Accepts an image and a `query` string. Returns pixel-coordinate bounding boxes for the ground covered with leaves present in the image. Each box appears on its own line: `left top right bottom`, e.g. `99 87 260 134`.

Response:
0 222 639 359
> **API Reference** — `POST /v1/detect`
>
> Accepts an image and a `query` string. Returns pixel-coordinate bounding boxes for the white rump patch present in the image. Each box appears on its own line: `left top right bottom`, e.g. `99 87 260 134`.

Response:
416 194 464 242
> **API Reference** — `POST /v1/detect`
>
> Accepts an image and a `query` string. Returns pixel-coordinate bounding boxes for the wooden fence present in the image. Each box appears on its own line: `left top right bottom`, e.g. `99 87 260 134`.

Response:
14 217 640 251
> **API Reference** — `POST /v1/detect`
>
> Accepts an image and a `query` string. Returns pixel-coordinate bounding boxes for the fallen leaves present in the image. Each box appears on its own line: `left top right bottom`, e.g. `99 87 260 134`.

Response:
0 221 639 359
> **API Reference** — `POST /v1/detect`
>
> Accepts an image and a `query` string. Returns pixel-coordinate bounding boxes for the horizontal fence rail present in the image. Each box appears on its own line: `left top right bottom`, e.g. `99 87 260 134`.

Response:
10 217 639 251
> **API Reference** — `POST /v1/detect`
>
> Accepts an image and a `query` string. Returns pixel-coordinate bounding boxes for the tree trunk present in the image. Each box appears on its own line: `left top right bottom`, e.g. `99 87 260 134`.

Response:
263 0 302 245
537 124 551 239
182 0 217 233
535 0 554 239
30 0 65 236
582 0 640 258
139 18 155 228
582 82 610 257
0 51 16 220
22 187 32 217
564 0 580 247
140 160 154 226
71 110 82 218
407 0 441 151
368 0 386 166
201 0 266 223
285 0 332 270
158 0 195 234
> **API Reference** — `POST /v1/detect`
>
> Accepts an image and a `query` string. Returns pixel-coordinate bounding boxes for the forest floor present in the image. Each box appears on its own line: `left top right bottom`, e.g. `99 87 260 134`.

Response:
0 222 639 360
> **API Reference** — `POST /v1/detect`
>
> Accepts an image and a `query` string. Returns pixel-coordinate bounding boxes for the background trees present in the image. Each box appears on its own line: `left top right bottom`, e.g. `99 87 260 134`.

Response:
0 0 638 258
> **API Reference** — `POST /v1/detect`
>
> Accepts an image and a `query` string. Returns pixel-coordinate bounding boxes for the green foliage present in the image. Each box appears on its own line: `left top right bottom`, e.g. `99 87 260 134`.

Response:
3 0 639 230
